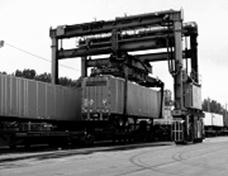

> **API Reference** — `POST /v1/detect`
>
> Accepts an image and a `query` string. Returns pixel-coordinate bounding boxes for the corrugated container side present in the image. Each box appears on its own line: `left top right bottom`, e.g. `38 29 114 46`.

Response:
110 77 124 114
56 86 64 120
203 112 224 127
46 83 55 119
193 84 202 109
17 78 25 117
0 74 81 121
6 76 10 116
63 87 69 119
10 76 16 116
212 113 224 127
0 75 6 116
37 82 45 118
82 75 162 118
185 84 202 110
127 83 161 118
74 87 82 120
0 76 3 115
28 80 37 118
23 79 29 117
127 83 139 116
204 112 212 126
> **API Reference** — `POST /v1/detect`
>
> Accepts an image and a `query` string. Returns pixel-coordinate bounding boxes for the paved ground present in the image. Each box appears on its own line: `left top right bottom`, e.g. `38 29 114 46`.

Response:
0 137 228 176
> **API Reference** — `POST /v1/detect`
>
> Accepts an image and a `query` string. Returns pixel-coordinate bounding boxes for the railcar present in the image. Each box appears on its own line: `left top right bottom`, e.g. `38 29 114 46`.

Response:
0 73 164 148
203 112 226 137
0 74 83 148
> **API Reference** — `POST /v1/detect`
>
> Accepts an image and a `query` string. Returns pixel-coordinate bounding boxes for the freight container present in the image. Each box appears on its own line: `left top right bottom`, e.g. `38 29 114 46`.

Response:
203 112 224 127
0 74 81 121
184 83 202 110
81 75 162 119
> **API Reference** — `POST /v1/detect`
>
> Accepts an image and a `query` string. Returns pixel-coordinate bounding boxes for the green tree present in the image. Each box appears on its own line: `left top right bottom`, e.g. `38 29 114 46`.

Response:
35 72 51 83
202 98 224 114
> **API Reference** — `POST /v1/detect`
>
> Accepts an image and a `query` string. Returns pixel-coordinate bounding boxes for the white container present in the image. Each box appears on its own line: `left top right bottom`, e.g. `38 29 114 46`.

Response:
203 112 224 127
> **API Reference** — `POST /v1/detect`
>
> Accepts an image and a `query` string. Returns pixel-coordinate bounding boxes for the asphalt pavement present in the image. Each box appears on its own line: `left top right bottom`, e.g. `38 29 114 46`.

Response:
0 138 228 176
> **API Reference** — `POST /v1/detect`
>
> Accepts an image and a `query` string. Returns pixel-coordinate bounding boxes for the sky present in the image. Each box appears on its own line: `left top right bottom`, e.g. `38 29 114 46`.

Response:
0 0 228 105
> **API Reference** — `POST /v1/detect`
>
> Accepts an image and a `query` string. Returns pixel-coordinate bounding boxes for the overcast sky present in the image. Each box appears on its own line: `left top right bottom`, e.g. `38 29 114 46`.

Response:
0 0 228 105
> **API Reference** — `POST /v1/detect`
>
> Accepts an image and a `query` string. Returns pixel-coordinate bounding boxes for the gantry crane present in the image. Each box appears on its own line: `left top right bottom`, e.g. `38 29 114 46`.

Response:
50 9 204 143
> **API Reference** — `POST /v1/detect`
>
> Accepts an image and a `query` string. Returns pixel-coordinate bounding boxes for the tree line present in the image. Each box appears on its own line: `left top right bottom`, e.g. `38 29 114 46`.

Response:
0 69 78 87
202 98 228 115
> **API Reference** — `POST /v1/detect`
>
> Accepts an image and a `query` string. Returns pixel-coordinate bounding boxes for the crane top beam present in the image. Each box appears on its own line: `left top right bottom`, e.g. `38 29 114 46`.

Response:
56 22 197 59
50 9 183 39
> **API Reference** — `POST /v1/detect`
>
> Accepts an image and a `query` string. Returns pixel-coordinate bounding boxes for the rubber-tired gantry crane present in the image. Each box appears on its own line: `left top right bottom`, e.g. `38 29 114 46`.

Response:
50 9 204 143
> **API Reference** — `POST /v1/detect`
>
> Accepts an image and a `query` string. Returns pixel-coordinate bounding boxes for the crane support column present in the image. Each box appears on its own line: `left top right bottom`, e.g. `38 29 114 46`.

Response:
173 20 184 111
81 56 87 77
190 33 198 83
51 37 59 84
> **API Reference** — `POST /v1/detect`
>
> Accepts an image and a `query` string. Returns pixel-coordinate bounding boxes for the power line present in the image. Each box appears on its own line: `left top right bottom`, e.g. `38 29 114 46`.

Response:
4 42 80 72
